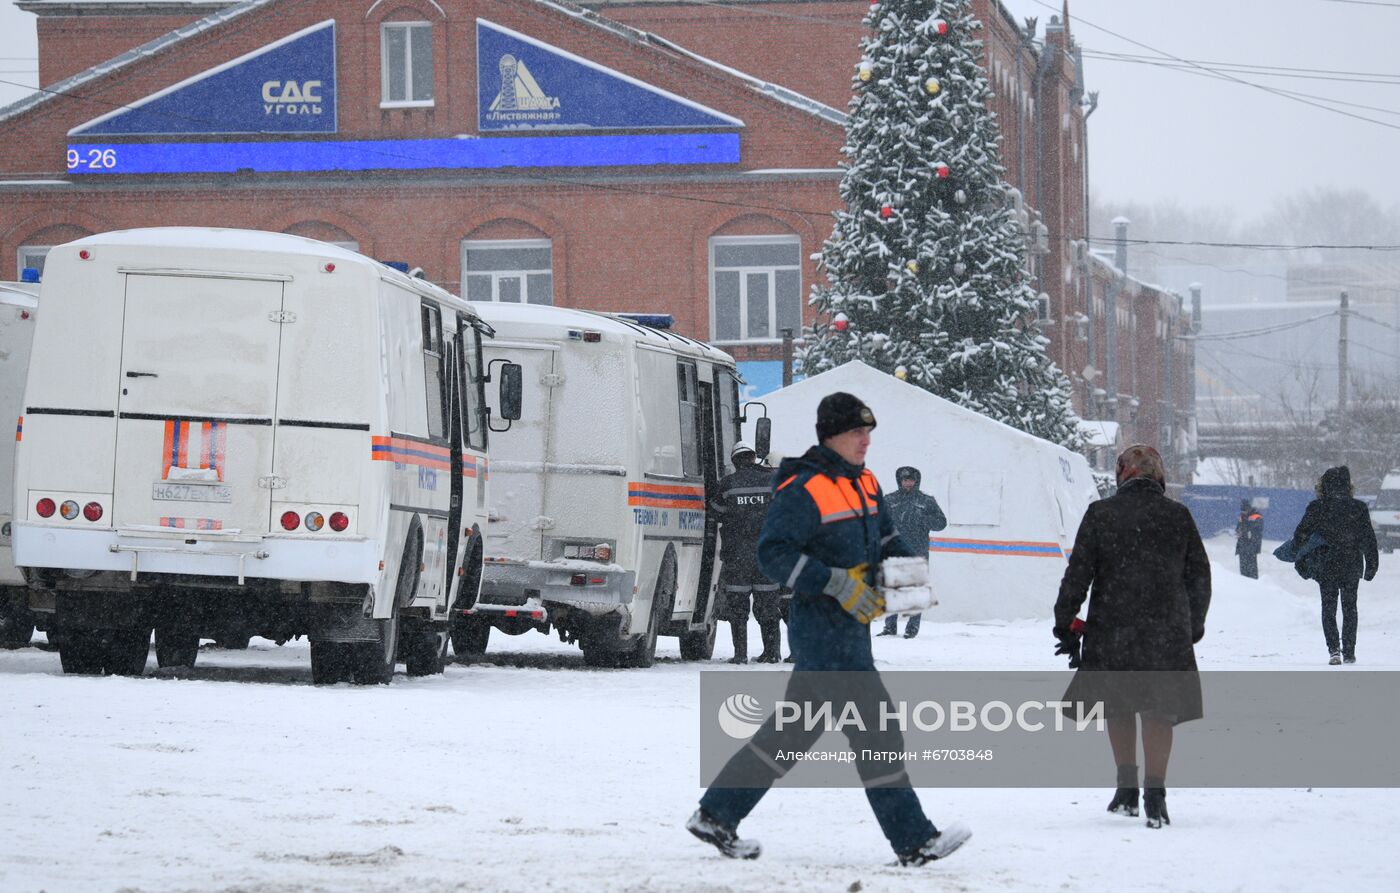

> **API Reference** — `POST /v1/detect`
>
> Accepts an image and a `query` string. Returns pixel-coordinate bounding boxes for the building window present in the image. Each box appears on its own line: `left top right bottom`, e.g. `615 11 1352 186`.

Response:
462 239 553 304
17 244 51 277
381 22 433 106
710 236 802 342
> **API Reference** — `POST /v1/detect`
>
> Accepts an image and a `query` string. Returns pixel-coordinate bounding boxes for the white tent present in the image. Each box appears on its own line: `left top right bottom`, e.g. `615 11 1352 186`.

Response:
744 361 1099 622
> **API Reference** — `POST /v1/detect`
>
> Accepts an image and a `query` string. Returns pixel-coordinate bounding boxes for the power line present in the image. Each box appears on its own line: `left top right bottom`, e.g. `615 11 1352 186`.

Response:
1027 0 1400 133
1080 50 1400 121
1322 0 1400 8
1182 311 1338 341
1083 235 1400 251
1081 48 1400 84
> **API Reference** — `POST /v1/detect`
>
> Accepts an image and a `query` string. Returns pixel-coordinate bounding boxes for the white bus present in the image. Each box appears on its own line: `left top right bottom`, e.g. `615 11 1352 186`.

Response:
11 228 519 683
1 281 39 648
458 303 744 667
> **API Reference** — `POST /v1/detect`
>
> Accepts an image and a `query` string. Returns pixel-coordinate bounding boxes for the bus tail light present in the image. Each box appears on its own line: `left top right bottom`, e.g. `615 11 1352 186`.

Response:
83 502 104 522
280 511 301 531
35 498 55 518
329 512 349 532
59 500 80 520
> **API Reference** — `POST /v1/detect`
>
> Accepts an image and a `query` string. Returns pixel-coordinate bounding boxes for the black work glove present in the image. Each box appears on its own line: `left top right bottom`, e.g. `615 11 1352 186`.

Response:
1052 626 1081 669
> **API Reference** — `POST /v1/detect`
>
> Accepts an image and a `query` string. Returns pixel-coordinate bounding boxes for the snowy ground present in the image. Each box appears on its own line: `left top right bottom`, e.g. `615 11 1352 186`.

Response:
2 534 1397 893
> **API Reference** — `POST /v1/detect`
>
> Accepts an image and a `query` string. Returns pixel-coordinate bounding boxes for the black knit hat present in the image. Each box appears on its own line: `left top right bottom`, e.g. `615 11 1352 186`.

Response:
816 391 877 441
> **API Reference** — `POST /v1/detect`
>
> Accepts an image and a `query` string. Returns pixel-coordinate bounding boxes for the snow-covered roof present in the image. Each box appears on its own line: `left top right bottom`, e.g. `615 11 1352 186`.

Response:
471 300 735 365
528 1 846 125
3 0 845 129
64 227 476 313
0 282 40 308
0 0 277 124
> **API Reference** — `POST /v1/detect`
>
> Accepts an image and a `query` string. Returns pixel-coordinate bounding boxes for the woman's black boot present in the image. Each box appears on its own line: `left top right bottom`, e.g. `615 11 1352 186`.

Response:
1107 764 1139 817
1143 777 1170 829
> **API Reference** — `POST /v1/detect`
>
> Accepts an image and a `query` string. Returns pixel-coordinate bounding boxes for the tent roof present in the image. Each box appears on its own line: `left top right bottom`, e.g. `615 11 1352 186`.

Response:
781 361 1078 456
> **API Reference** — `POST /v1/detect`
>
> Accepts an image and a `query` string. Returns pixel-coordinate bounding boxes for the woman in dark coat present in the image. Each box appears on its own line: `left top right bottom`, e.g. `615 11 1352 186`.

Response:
1053 444 1211 829
1290 466 1378 665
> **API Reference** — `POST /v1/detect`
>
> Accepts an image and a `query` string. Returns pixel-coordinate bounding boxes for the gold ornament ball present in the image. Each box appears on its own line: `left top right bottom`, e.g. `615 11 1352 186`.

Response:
859 67 873 83
925 78 941 95
895 366 908 381
906 260 920 273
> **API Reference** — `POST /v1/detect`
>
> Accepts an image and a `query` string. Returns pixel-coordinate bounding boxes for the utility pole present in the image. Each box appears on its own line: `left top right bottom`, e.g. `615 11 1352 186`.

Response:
1339 290 1349 467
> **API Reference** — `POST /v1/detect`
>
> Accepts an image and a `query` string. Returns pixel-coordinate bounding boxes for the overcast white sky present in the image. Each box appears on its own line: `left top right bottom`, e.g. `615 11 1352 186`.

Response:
2 0 1397 219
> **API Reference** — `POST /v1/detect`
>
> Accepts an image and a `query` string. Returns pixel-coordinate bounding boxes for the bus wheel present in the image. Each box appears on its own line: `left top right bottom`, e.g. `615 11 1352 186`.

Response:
620 554 676 669
351 614 399 685
0 611 35 649
679 614 717 661
154 629 199 669
105 629 152 676
310 641 353 685
58 631 105 675
404 622 450 676
450 617 490 661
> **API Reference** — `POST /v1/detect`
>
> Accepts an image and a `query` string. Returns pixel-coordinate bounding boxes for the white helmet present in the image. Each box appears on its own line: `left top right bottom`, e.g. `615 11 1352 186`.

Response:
731 441 757 460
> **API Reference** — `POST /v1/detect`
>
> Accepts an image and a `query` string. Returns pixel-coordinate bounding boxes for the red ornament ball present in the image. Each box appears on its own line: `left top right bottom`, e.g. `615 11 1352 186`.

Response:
936 164 951 179
933 19 949 35
833 312 850 332
879 204 894 219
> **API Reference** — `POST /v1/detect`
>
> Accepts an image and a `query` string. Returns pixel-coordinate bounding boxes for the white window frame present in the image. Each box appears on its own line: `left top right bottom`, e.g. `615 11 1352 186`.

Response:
16 244 52 277
380 21 434 108
461 238 553 305
709 234 802 343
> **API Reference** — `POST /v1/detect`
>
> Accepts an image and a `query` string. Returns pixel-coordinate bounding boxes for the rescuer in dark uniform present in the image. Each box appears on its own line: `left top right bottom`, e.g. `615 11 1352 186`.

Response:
1235 499 1264 579
710 441 782 663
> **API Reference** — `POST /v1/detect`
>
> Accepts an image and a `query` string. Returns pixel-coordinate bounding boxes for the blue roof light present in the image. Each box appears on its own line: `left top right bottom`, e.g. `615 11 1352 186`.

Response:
614 313 673 329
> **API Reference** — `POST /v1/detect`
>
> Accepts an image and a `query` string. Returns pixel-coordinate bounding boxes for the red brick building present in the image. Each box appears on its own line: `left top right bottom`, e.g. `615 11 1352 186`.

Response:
1 0 1192 468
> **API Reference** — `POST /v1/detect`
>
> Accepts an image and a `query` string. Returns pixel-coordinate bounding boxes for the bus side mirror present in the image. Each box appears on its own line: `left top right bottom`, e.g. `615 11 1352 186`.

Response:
755 417 771 461
499 362 523 421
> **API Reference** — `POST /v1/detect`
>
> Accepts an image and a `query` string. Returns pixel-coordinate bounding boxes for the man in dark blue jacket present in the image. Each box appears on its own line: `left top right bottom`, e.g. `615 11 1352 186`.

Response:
878 466 946 638
687 392 970 865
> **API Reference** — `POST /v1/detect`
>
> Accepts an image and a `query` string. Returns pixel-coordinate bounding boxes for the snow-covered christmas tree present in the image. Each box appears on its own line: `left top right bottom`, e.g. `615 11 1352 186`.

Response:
803 0 1082 449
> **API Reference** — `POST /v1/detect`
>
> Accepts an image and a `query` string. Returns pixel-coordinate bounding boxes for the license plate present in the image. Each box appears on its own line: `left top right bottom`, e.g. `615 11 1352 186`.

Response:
152 482 233 503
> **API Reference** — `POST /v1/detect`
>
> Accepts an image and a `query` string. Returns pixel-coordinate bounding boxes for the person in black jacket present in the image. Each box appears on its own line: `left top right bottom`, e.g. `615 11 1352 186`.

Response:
877 466 947 638
1053 444 1211 829
710 441 781 663
1235 499 1264 579
1290 466 1378 665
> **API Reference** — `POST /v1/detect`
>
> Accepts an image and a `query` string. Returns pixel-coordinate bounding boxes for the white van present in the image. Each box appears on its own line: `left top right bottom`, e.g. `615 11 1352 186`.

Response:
1 281 39 647
459 303 742 667
11 228 519 683
1370 470 1400 552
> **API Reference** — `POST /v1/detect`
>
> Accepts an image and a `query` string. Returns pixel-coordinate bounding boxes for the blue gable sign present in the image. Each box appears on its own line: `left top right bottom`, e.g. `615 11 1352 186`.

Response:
72 20 337 136
476 19 743 132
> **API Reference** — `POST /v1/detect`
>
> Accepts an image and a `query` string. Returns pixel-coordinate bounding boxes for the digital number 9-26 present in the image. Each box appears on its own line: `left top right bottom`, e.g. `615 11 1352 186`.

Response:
67 148 117 170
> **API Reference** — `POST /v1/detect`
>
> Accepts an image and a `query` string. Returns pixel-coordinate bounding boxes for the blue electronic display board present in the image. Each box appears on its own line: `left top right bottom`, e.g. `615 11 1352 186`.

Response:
63 132 741 175
476 19 743 132
71 20 336 136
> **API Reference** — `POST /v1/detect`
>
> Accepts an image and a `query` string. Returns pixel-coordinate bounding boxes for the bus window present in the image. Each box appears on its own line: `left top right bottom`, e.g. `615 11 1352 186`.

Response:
422 302 447 440
717 368 741 467
459 322 487 451
677 361 701 478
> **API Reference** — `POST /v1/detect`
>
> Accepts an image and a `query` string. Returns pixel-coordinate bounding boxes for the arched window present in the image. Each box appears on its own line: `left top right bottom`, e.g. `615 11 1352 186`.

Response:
380 9 434 107
461 220 552 305
708 231 802 342
16 224 91 277
283 221 359 253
